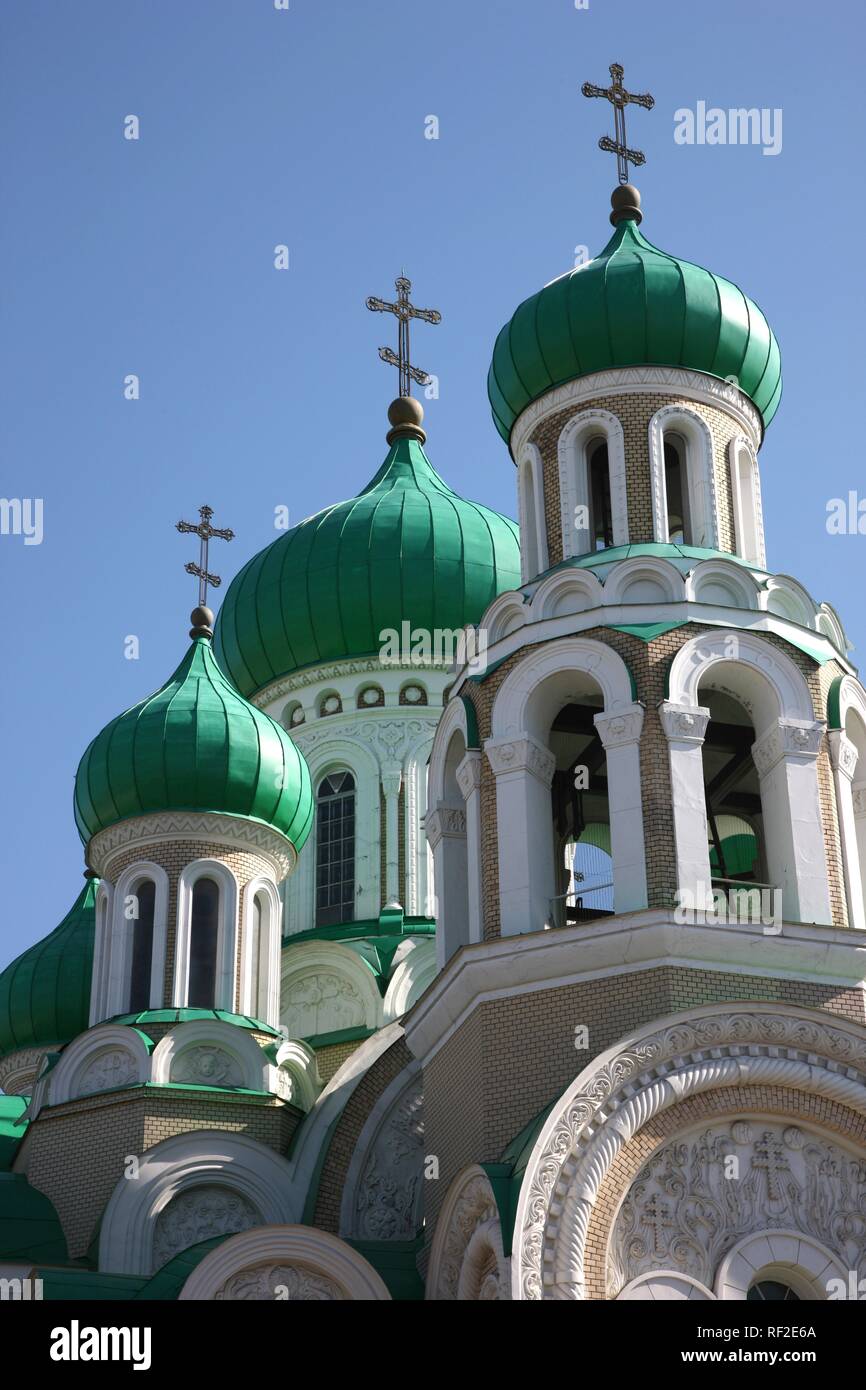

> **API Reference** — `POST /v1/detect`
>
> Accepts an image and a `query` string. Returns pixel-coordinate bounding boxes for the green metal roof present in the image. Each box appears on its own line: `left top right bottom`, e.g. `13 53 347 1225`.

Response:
0 1174 68 1263
110 1007 281 1035
213 436 521 697
0 1095 28 1170
488 216 782 446
0 879 96 1059
74 633 313 849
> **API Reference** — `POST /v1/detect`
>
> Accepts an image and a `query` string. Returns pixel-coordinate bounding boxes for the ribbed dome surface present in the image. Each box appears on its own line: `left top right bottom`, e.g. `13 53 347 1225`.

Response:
0 879 96 1059
488 217 782 445
74 635 313 847
214 436 521 697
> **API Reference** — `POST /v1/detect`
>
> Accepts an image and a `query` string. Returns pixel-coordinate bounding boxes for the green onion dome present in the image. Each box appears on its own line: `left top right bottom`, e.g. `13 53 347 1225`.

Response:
0 878 97 1058
73 614 313 849
213 405 521 698
488 199 782 447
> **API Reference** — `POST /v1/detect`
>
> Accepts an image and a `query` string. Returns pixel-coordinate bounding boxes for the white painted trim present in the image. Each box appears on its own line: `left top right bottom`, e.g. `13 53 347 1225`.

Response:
279 939 384 1037
89 811 295 882
177 1224 391 1301
240 877 282 1026
517 442 548 581
104 861 169 1019
666 628 815 732
173 860 239 1012
401 910 866 1065
558 408 628 558
426 1165 506 1301
289 736 380 927
98 1131 297 1276
491 635 637 739
49 1023 151 1106
383 939 437 1022
648 404 719 548
89 882 113 1026
338 1058 423 1238
715 1230 845 1301
617 1272 715 1300
150 1019 271 1091
729 434 766 567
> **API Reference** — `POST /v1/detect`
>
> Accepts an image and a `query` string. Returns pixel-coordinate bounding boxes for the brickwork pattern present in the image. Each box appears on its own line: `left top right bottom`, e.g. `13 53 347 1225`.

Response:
312 1035 414 1233
528 388 741 565
421 967 866 1241
16 1086 298 1258
583 1087 866 1298
102 839 276 1009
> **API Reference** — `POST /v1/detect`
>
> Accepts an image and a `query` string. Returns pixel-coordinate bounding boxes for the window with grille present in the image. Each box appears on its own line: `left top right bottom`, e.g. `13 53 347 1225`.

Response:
315 772 356 927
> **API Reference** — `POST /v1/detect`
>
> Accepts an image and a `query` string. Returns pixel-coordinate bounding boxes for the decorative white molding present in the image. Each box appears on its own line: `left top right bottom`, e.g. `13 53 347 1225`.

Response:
512 1004 866 1300
99 1131 298 1276
751 718 825 775
426 1166 510 1301
485 735 557 786
252 656 452 710
557 408 629 559
517 442 549 581
240 877 282 1027
658 701 711 746
729 435 767 568
714 1229 846 1301
617 1272 715 1301
173 860 239 1012
490 635 638 740
177 1225 391 1301
153 1187 259 1272
511 365 762 465
648 404 719 548
49 1024 151 1106
426 802 468 847
593 703 645 749
666 629 816 731
401 912 866 1066
340 1062 424 1242
151 1020 272 1093
383 940 437 1022
89 812 296 882
279 941 383 1039
97 861 169 1021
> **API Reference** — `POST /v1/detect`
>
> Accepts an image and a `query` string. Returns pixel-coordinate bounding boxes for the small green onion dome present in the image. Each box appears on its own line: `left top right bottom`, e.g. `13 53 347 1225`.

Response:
0 878 97 1058
213 415 521 698
488 209 782 446
73 622 314 848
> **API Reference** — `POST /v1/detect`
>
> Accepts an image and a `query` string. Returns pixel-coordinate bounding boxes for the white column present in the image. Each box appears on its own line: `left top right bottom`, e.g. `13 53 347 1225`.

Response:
658 702 713 910
381 765 402 905
485 734 557 937
751 718 832 925
593 703 648 913
827 731 865 930
456 750 483 946
426 802 468 968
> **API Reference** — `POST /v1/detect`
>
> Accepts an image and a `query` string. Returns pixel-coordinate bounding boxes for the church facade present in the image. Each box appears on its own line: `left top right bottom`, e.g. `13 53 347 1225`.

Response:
2 152 866 1301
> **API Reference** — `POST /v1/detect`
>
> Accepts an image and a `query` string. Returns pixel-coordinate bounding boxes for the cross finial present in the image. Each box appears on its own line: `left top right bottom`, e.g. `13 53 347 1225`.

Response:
366 275 441 399
176 505 234 619
582 61 654 185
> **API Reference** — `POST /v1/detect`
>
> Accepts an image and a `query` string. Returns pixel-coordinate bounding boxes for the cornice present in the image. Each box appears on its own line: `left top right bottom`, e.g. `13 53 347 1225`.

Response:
510 366 762 463
251 656 453 709
89 811 297 882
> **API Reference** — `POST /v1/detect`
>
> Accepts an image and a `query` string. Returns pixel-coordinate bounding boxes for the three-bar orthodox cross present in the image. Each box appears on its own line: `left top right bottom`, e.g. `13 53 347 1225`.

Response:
366 275 441 398
176 505 234 607
582 62 654 184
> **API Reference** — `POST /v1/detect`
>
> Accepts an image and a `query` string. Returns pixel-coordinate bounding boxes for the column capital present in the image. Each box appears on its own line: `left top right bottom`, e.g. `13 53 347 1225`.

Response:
381 765 402 798
425 801 467 849
593 701 645 749
657 701 711 746
828 729 860 782
455 749 482 800
484 734 556 787
751 717 825 776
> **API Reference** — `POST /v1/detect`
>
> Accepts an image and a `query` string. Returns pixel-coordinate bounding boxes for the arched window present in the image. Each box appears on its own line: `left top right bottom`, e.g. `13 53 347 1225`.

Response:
188 877 220 1007
128 879 155 1012
248 892 267 1020
664 434 691 544
730 438 765 566
519 456 540 579
588 440 613 550
747 1280 800 1302
315 772 356 927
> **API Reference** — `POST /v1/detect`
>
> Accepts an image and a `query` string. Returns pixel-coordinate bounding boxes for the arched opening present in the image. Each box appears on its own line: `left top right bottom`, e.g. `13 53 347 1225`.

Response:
747 1279 800 1302
519 455 540 580
697 688 768 915
128 878 155 1012
315 772 356 927
247 892 268 1021
549 683 613 927
664 433 691 545
844 708 866 926
588 440 613 550
189 877 220 1007
731 440 764 566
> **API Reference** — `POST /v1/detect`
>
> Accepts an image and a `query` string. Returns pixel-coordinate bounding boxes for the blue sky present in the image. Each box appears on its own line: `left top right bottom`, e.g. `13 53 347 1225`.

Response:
2 0 864 958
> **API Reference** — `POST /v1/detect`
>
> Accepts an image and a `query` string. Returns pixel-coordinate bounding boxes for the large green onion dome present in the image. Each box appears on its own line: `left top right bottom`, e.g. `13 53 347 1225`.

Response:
214 400 521 698
488 189 782 447
0 878 97 1058
74 611 314 848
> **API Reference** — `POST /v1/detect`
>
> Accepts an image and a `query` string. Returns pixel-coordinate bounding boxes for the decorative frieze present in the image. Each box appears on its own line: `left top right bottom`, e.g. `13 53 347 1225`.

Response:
657 701 711 746
751 718 825 776
89 811 296 881
484 735 557 787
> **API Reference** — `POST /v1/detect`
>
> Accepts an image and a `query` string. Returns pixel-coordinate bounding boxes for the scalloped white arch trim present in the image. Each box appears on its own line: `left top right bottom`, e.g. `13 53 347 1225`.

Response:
384 940 437 1022
150 1019 271 1090
177 1223 391 1300
517 442 548 581
617 1271 715 1300
99 1131 298 1276
648 404 719 548
279 940 384 1037
173 860 239 1012
603 556 686 607
558 408 629 558
426 1164 506 1301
